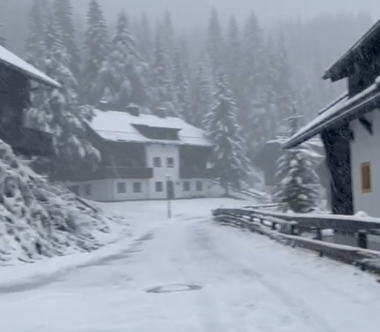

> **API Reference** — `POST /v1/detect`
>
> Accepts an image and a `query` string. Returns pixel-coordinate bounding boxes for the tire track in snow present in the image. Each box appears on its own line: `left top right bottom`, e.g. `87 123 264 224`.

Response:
192 226 337 332
169 224 229 332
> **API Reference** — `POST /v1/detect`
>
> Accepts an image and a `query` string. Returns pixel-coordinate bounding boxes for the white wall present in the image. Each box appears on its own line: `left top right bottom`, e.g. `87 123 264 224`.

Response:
350 110 380 217
74 179 113 202
75 179 149 202
146 143 178 199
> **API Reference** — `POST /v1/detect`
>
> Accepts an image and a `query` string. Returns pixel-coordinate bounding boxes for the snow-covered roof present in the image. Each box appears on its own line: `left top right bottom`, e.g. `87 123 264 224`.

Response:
323 18 380 81
0 45 60 88
88 109 213 147
283 80 380 149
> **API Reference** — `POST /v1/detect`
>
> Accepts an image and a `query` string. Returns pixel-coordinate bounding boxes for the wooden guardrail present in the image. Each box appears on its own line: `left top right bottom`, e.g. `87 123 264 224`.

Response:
212 207 380 274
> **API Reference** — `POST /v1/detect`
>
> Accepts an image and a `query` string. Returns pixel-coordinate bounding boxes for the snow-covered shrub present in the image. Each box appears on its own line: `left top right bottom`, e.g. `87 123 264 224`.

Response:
274 148 321 214
0 140 122 263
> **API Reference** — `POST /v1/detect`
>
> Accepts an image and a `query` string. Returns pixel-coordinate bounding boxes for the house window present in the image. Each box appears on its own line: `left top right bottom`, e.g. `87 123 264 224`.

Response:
117 182 126 194
196 181 203 191
167 157 174 168
133 182 142 193
155 181 163 192
84 184 92 196
153 157 161 167
183 181 190 191
361 162 371 193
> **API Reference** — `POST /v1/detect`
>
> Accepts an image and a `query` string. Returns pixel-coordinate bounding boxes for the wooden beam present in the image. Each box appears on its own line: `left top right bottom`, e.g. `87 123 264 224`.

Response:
348 129 355 141
358 115 373 135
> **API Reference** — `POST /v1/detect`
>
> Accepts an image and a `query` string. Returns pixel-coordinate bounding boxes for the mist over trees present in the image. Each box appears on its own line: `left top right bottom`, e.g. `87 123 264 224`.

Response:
0 0 373 186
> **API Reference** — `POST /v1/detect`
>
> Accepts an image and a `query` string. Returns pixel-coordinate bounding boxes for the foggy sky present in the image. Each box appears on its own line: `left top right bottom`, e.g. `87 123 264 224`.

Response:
74 0 379 29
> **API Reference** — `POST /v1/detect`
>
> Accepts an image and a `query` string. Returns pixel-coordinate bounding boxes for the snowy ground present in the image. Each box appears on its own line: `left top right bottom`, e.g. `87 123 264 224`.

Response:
1 198 380 331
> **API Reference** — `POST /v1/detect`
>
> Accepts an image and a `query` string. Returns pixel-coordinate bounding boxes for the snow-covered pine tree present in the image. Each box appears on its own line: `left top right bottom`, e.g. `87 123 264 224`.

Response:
98 9 149 110
173 41 191 120
137 12 152 62
25 0 48 66
0 13 7 47
162 10 175 65
149 21 177 116
272 33 295 128
240 11 267 160
206 74 250 195
191 60 213 128
207 8 223 79
53 0 81 79
274 107 320 213
225 16 242 102
31 6 100 181
81 0 110 105
24 0 51 131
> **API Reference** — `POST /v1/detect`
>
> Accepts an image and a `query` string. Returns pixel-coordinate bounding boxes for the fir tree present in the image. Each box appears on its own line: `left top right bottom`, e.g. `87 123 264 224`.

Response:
98 9 149 109
191 60 213 128
0 13 7 47
31 6 100 180
207 8 223 78
24 0 50 129
150 21 177 116
272 33 295 125
173 41 191 120
53 0 81 79
162 10 175 63
274 108 320 213
206 74 249 195
82 0 110 105
137 12 152 62
241 11 267 159
25 0 48 66
225 16 242 99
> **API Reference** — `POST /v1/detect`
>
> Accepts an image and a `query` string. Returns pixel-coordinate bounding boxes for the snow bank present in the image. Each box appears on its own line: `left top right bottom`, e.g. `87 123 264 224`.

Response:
0 140 129 264
0 234 135 292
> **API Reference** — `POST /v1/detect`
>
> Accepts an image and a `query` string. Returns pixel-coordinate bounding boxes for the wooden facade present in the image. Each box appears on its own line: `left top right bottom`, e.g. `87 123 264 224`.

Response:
0 56 58 156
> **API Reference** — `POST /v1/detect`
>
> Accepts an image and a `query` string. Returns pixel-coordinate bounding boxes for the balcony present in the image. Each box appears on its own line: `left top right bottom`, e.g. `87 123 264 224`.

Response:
104 166 153 179
0 126 54 156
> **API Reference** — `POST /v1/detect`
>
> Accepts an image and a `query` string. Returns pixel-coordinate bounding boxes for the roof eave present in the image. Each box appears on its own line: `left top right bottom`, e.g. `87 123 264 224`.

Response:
0 58 61 89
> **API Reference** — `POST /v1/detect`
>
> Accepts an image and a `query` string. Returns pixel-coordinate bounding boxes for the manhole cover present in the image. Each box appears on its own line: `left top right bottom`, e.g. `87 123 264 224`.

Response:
145 284 203 294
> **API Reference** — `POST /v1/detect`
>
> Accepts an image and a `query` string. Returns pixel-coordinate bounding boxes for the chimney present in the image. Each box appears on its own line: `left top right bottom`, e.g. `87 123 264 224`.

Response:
153 107 166 118
98 99 109 111
126 104 140 116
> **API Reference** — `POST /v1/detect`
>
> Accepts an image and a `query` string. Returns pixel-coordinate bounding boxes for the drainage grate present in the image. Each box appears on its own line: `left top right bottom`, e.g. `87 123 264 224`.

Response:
145 284 203 294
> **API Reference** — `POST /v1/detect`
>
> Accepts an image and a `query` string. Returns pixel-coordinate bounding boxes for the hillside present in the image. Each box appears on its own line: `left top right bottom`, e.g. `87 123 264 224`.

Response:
0 140 127 264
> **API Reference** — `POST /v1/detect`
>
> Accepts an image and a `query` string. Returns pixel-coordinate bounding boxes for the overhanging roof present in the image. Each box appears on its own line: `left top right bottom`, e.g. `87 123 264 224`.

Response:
0 45 60 88
323 18 380 81
283 80 380 149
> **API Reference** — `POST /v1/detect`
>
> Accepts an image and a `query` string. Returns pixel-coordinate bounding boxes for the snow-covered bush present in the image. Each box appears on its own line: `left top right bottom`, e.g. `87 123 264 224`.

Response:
274 148 321 214
0 140 122 264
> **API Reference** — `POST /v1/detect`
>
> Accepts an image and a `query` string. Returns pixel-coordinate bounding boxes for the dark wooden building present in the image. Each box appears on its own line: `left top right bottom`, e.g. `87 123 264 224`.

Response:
284 18 380 217
0 45 60 156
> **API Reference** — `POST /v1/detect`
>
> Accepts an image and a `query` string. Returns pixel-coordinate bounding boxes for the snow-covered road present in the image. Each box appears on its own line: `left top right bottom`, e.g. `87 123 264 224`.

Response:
2 209 380 331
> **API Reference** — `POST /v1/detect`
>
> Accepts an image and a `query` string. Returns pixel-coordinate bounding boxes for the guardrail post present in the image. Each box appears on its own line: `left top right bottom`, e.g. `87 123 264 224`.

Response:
358 231 367 249
315 228 322 241
290 224 295 235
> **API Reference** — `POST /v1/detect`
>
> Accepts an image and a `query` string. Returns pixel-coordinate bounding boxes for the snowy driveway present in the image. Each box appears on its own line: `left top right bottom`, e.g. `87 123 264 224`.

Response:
2 210 380 331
